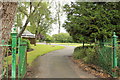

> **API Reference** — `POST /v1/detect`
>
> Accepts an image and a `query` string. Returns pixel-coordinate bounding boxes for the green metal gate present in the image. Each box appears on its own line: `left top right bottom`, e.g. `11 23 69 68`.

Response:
117 37 120 77
96 32 119 77
96 39 113 76
18 38 27 79
1 28 27 80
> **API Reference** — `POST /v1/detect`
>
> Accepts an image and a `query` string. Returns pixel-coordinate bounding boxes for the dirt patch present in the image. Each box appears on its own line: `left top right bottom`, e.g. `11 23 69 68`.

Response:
70 57 111 78
26 66 34 77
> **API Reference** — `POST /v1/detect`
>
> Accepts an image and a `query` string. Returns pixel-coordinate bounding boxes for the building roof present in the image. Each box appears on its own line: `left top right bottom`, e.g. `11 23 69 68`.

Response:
22 30 35 38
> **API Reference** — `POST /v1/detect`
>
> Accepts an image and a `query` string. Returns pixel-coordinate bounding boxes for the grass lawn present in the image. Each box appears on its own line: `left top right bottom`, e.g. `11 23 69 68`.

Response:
6 44 65 66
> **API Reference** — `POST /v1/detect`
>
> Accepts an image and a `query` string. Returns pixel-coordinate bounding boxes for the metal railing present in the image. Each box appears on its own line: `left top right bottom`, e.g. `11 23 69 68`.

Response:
1 28 27 80
95 32 119 77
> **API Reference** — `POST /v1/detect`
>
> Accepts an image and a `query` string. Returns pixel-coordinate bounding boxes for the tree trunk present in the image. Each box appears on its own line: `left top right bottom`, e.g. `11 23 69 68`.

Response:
56 1 61 34
83 41 85 48
58 13 61 34
90 43 92 46
0 2 17 79
58 2 61 34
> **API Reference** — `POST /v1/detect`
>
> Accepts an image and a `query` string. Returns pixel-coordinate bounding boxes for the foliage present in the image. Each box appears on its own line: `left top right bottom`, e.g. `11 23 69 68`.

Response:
63 2 120 43
52 33 74 43
28 2 55 35
44 34 53 42
15 2 55 37
73 46 97 64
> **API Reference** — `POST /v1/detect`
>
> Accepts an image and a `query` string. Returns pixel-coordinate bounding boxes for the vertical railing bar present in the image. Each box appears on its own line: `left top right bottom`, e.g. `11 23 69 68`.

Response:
6 47 9 79
25 44 27 77
18 37 21 80
11 28 17 80
112 32 118 77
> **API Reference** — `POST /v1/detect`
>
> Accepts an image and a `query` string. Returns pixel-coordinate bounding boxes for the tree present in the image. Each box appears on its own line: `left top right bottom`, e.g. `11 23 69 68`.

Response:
50 0 64 34
52 33 73 43
55 1 63 34
44 34 53 43
17 2 41 37
0 2 17 79
63 2 120 44
29 2 54 40
16 2 55 40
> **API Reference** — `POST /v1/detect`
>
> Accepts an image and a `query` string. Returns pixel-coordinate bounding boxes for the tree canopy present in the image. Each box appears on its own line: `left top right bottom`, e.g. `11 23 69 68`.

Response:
63 2 120 43
52 33 73 43
15 2 55 37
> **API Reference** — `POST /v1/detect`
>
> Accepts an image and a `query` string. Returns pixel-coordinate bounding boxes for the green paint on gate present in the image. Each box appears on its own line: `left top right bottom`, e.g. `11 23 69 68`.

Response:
18 38 27 79
1 28 27 80
11 28 17 79
96 32 118 77
112 32 118 77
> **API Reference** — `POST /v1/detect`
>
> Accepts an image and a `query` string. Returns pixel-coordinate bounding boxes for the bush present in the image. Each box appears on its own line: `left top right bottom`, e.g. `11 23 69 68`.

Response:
52 33 74 43
44 34 54 43
83 48 97 64
73 47 86 59
73 46 97 64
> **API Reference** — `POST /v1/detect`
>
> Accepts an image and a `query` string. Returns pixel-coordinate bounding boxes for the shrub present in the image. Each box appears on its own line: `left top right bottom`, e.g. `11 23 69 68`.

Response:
52 33 74 43
73 47 86 59
44 34 54 43
73 46 97 64
83 48 97 64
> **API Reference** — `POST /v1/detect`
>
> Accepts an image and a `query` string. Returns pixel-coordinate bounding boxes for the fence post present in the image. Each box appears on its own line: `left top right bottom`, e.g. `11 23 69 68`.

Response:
112 32 118 77
18 37 21 79
11 28 17 79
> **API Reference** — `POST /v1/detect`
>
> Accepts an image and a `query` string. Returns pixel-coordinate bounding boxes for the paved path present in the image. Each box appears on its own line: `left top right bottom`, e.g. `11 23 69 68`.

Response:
30 44 96 78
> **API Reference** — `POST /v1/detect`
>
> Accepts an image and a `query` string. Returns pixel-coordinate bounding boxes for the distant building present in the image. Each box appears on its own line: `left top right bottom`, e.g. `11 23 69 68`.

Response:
17 27 36 46
22 30 36 46
22 30 35 38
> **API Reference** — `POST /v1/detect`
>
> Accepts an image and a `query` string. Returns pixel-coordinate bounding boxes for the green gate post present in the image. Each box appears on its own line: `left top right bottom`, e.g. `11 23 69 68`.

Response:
18 37 21 79
112 32 118 77
11 28 17 80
